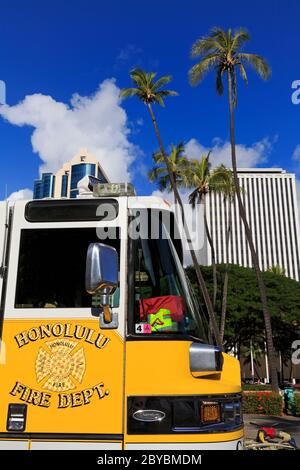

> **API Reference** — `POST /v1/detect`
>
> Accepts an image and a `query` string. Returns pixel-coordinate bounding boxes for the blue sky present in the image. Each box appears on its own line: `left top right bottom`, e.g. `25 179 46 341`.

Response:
1 0 300 200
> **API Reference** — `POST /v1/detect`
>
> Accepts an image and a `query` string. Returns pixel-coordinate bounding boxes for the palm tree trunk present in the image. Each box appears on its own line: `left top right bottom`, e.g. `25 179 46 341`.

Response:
254 363 261 382
227 71 279 392
147 103 222 347
220 199 232 343
203 196 217 310
172 172 181 222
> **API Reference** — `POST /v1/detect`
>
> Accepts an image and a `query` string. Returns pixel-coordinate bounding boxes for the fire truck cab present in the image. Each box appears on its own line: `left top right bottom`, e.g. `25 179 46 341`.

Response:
0 179 243 450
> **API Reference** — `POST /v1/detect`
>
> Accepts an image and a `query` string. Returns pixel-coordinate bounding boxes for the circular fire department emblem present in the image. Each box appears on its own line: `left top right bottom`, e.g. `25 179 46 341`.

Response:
35 339 86 392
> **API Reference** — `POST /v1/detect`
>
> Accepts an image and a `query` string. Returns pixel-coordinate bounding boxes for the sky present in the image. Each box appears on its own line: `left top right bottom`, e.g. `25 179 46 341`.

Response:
1 0 300 210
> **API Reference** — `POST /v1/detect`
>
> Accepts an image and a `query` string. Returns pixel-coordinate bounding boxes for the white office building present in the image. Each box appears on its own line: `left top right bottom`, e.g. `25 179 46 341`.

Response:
201 168 300 281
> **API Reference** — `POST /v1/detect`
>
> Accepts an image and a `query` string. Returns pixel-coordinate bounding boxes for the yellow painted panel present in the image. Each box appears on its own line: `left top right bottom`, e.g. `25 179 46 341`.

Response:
0 319 124 434
125 341 241 395
124 340 242 445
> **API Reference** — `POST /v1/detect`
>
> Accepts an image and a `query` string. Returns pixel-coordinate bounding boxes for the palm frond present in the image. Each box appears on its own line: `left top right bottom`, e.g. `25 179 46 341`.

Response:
154 94 165 107
157 175 172 192
129 68 149 87
119 88 140 99
157 89 179 97
239 53 271 80
146 72 157 88
152 150 165 164
148 165 166 182
148 141 189 190
149 171 170 192
189 54 219 85
209 164 238 200
188 188 199 208
152 75 172 91
169 141 186 161
231 28 250 51
210 27 228 48
237 62 248 86
191 37 225 58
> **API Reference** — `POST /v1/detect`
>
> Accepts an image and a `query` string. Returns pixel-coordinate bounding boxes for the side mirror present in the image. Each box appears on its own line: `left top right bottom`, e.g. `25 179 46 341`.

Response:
85 243 118 295
189 343 223 378
85 243 118 327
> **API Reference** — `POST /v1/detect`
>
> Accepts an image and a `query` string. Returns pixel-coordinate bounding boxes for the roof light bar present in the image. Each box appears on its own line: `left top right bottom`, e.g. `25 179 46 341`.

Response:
93 182 136 197
77 176 136 197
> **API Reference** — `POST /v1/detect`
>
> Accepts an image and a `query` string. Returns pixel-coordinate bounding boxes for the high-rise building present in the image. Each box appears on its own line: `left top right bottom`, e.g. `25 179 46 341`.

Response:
33 149 109 199
201 168 300 281
33 172 55 199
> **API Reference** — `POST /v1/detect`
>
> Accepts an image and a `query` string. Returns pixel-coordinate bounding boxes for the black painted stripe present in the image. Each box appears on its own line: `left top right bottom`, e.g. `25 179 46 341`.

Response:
0 433 123 440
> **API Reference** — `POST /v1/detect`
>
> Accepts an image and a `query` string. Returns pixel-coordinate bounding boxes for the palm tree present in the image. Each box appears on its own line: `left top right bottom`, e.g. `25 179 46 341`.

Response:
189 28 279 391
187 154 223 311
149 142 189 222
210 165 236 343
186 160 237 331
243 341 263 382
148 142 189 194
120 69 222 346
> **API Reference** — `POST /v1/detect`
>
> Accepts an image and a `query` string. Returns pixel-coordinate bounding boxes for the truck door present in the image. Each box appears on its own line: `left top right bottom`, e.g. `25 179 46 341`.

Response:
0 198 127 447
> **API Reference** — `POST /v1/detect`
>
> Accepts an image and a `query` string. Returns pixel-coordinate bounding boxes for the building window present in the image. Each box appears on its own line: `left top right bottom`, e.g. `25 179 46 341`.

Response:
41 173 55 198
33 180 43 199
34 173 55 199
70 163 96 198
61 174 68 197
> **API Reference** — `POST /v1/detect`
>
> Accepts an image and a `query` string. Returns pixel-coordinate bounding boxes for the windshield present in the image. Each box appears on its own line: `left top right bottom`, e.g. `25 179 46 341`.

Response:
131 210 208 340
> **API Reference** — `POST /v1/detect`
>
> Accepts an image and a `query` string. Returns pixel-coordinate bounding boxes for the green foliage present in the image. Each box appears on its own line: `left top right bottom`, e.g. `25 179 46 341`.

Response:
185 264 300 358
178 154 235 208
148 142 189 192
120 68 178 106
189 27 271 106
242 392 283 415
148 144 235 211
242 384 272 391
295 394 300 416
267 265 285 276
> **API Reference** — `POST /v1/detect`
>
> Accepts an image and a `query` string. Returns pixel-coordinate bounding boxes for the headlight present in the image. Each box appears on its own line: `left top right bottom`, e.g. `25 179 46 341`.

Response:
201 401 221 424
223 400 242 425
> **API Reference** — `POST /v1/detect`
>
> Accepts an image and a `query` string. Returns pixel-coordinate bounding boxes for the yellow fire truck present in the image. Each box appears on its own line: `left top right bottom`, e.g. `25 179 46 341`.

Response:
0 178 243 450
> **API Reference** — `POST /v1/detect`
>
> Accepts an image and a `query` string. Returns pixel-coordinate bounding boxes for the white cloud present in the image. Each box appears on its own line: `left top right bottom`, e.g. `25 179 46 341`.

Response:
185 137 273 168
7 188 33 203
115 44 142 68
0 79 138 182
293 145 300 171
293 144 300 160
